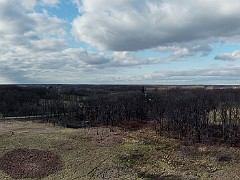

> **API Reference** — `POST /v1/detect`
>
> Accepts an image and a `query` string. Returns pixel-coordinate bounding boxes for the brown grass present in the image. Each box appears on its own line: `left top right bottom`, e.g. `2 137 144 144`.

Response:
0 148 62 179
1 120 240 179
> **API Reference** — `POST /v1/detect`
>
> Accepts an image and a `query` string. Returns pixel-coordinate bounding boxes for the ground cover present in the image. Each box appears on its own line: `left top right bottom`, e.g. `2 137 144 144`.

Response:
0 120 240 179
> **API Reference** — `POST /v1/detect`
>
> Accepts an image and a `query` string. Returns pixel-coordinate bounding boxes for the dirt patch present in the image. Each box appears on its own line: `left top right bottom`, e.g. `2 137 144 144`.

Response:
0 148 62 179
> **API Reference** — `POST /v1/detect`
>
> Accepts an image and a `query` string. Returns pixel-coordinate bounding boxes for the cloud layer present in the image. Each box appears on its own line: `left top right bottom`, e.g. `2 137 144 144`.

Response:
135 65 240 85
0 0 169 83
72 0 240 51
215 50 240 61
41 0 60 6
1 0 240 84
0 0 66 83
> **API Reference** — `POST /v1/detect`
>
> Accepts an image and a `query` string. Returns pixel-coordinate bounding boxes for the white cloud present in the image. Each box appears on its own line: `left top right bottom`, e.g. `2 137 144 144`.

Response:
0 0 66 50
1 0 240 85
215 50 240 61
0 0 169 84
72 0 240 51
72 0 82 13
21 0 36 10
81 65 240 85
142 65 240 85
0 0 66 83
155 42 212 58
41 0 60 7
63 49 168 68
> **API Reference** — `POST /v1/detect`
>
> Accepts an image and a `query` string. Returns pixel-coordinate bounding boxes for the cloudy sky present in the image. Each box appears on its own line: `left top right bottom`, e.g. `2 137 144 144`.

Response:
1 0 240 84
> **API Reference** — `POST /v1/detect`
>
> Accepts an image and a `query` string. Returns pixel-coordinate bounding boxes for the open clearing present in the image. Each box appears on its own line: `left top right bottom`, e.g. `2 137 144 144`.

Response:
1 121 240 179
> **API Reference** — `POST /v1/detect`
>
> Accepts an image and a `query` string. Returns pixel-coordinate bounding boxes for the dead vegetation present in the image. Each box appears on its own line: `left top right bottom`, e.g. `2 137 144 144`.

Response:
0 148 62 179
1 120 240 179
117 126 240 180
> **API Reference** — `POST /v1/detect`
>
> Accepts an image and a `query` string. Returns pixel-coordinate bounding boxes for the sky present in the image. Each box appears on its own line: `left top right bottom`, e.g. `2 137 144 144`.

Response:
1 0 240 85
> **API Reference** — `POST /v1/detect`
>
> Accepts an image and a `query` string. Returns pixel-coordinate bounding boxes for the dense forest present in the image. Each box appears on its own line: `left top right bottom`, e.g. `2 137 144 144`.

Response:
1 85 240 146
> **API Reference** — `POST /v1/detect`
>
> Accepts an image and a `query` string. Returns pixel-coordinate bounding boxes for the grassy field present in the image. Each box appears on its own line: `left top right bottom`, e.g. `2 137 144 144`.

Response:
1 120 240 179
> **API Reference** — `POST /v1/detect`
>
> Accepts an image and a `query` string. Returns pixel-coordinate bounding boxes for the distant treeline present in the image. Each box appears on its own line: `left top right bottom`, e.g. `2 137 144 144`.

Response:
1 85 240 146
0 85 142 117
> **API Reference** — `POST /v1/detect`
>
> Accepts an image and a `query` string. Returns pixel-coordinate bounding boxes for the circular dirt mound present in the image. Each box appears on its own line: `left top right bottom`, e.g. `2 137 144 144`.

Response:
0 148 62 179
